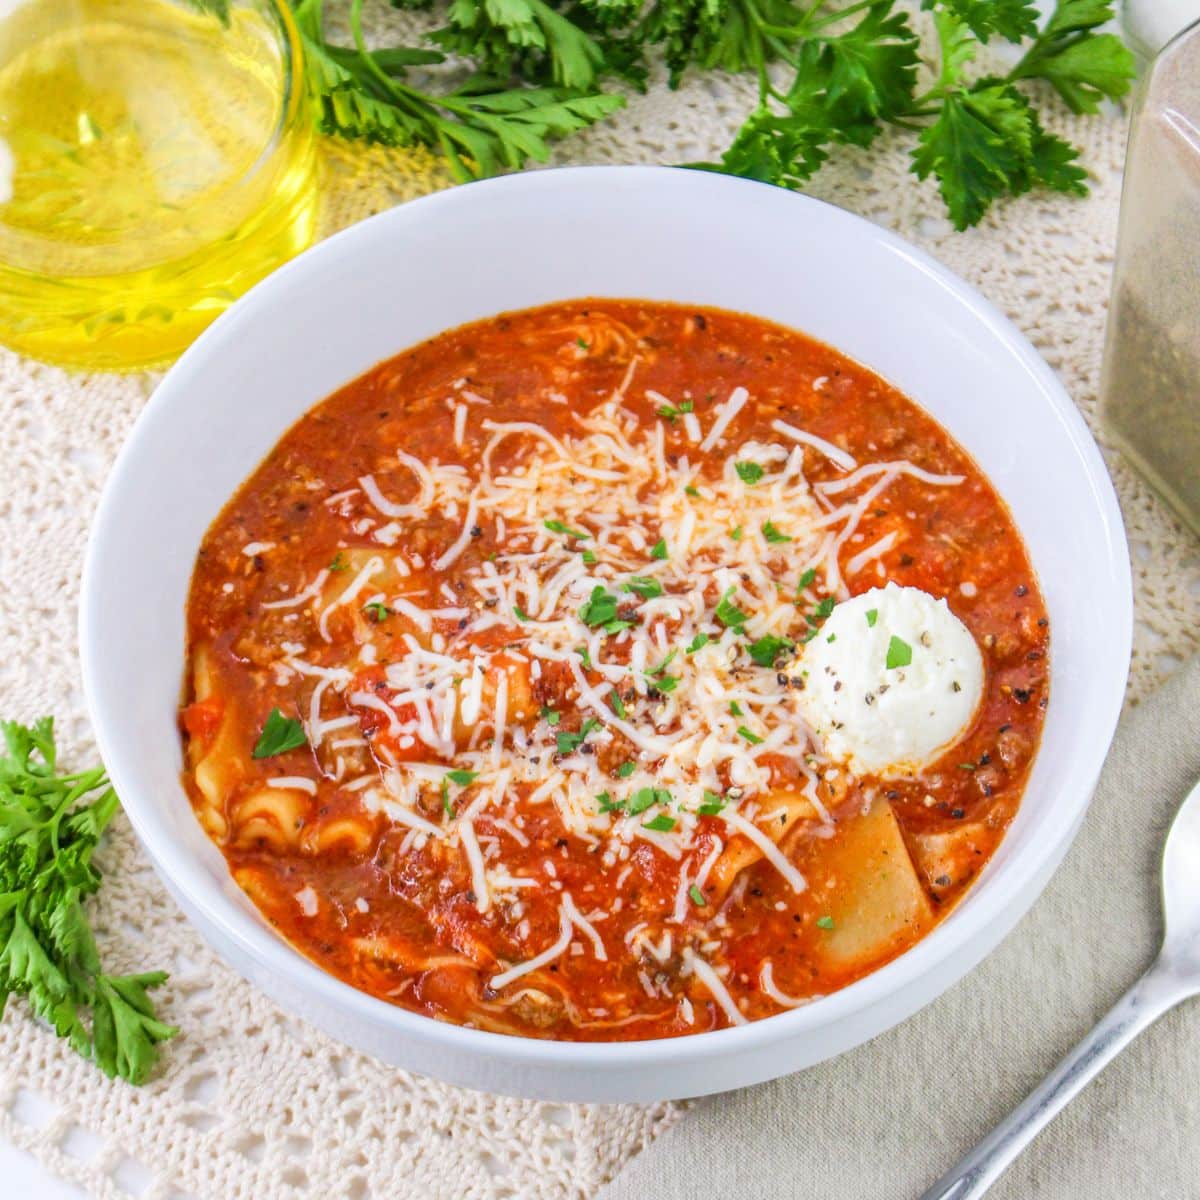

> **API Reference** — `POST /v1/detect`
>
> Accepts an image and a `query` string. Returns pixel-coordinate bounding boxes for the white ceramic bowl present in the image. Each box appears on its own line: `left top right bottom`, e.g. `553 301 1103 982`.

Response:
80 166 1131 1102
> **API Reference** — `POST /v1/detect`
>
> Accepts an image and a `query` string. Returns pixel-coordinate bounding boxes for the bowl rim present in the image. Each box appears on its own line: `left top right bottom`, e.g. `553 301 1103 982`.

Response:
80 164 1132 1073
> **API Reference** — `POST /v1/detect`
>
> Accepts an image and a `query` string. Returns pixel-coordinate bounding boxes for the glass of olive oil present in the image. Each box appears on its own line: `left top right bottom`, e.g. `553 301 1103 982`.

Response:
0 0 318 369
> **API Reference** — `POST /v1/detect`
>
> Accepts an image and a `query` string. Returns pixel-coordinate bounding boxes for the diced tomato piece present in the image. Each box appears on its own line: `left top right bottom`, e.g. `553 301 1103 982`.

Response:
180 697 224 742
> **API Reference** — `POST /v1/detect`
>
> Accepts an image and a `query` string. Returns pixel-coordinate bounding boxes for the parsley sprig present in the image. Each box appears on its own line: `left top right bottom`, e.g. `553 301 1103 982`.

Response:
192 0 1130 229
0 719 177 1084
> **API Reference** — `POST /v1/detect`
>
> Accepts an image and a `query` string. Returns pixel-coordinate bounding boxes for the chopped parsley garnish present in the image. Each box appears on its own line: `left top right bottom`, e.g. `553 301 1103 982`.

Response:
688 884 707 906
513 605 531 622
866 608 879 627
642 814 676 833
685 485 701 498
697 790 726 816
747 634 794 668
597 791 620 812
656 399 694 423
556 718 600 755
582 548 597 565
807 597 836 627
816 915 835 930
686 633 710 654
576 645 593 670
579 586 631 633
886 635 913 669
576 336 589 350
628 787 671 815
579 586 617 626
827 633 836 643
328 551 349 572
651 674 681 694
544 518 589 540
735 461 765 485
715 587 749 632
445 769 478 786
797 568 817 590
363 601 391 623
625 576 664 600
609 690 627 719
737 725 763 745
440 777 453 817
650 538 668 560
540 705 561 726
958 761 977 772
762 520 791 544
617 761 636 778
252 708 307 758
728 700 743 717
730 525 743 542
650 649 678 676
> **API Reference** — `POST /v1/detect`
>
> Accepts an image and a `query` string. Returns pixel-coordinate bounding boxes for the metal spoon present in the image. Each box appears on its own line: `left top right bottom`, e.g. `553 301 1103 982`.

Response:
920 775 1200 1200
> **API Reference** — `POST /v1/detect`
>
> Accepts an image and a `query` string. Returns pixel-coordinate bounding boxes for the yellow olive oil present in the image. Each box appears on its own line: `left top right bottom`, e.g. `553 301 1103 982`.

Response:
0 0 317 368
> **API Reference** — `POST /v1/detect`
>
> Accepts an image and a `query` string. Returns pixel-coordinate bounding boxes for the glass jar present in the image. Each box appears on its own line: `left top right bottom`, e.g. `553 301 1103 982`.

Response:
0 0 318 369
1100 15 1200 535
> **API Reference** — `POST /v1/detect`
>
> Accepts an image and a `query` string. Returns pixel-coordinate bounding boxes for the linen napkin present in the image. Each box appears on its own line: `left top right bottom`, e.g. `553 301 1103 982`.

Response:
601 654 1200 1200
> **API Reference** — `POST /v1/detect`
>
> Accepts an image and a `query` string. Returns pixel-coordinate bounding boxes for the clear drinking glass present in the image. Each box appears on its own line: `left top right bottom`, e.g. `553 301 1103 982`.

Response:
0 0 319 369
1100 15 1200 535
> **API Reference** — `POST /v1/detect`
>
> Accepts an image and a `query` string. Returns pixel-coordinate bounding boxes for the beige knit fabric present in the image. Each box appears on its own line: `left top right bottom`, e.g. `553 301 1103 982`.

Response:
0 11 1198 1200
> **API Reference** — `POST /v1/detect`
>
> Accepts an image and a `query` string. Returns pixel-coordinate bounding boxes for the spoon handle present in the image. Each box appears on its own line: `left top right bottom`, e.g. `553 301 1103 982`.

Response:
918 960 1186 1200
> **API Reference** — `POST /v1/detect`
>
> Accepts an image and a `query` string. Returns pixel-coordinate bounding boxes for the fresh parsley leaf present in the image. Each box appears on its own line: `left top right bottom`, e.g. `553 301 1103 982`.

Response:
328 551 349 572
685 485 701 497
737 725 764 745
582 548 597 565
886 634 913 668
688 884 707 905
937 0 1039 43
617 760 636 778
866 608 878 627
609 690 627 718
816 914 836 930
697 789 726 816
597 790 620 812
541 705 561 726
735 461 765 484
1010 0 1134 114
686 633 710 654
798 568 817 590
577 644 593 670
729 700 743 716
252 708 307 758
446 769 479 785
730 525 743 542
0 718 177 1083
363 601 391 623
762 520 792 544
513 605 531 622
650 538 668 560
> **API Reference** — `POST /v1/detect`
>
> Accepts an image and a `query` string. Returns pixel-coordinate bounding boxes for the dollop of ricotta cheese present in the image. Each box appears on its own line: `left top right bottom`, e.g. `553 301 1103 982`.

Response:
798 583 984 777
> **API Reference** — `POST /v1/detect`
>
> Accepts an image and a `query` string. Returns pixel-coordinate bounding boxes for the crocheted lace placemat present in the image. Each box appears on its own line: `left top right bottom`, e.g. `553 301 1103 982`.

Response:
1 17 1198 1200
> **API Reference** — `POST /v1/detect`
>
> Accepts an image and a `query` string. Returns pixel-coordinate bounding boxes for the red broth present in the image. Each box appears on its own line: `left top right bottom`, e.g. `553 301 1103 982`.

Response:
181 301 1048 1039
